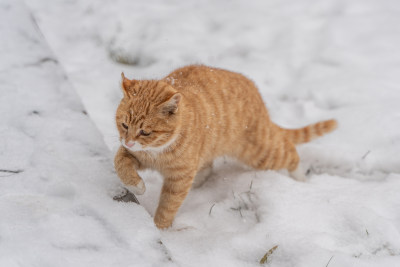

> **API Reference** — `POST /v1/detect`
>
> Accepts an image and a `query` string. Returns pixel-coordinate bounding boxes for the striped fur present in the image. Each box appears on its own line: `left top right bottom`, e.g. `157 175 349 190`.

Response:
114 65 337 229
279 119 338 145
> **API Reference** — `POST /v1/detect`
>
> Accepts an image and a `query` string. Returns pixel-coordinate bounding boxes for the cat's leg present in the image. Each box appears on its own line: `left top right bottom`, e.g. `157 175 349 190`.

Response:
261 139 305 181
192 161 213 188
114 146 146 195
154 169 196 229
239 138 305 181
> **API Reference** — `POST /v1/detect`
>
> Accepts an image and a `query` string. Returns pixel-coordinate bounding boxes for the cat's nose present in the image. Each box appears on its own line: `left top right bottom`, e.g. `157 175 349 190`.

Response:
126 141 135 148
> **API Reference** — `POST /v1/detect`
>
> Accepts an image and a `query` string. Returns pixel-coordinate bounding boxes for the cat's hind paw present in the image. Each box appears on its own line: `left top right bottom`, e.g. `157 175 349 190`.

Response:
289 165 307 182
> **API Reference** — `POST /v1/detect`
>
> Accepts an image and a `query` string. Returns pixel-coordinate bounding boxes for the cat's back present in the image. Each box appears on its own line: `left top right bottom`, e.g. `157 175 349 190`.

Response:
163 65 270 158
165 65 267 114
164 65 256 96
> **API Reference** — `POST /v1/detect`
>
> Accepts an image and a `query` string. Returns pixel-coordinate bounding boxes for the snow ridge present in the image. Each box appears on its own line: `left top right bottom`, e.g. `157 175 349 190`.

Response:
0 1 174 266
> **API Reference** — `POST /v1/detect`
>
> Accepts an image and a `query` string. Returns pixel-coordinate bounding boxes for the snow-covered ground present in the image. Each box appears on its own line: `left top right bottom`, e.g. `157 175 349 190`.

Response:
0 1 173 266
3 0 400 266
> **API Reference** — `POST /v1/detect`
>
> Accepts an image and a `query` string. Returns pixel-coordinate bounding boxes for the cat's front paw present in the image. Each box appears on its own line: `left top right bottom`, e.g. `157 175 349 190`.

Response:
154 215 172 230
154 209 174 229
126 179 146 195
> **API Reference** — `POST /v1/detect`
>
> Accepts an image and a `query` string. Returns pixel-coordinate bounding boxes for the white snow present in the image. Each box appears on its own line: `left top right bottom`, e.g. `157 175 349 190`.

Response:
0 1 173 266
3 0 400 266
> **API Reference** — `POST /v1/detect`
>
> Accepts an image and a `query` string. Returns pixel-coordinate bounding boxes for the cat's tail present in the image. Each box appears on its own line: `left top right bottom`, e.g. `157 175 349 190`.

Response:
278 119 338 145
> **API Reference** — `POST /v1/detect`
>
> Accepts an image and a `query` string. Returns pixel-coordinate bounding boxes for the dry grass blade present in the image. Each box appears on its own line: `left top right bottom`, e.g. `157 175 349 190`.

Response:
260 245 278 264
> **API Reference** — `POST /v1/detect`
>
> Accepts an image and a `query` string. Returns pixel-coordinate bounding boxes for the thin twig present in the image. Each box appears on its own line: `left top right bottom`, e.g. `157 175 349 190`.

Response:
238 194 249 210
326 256 334 267
0 169 23 174
361 150 371 160
209 203 216 216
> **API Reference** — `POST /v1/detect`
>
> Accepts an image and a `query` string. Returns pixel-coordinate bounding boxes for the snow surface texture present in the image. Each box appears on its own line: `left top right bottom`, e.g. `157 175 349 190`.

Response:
0 1 174 266
10 0 400 266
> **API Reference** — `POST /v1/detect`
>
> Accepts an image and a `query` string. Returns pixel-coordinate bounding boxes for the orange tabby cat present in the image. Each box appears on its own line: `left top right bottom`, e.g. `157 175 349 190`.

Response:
114 65 337 229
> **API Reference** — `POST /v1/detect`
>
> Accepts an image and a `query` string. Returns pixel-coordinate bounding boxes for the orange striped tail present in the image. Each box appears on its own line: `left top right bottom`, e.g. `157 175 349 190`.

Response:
279 119 338 145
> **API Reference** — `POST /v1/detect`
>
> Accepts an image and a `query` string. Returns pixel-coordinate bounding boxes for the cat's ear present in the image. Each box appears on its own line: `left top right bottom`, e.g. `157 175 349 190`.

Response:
121 72 133 97
160 93 181 115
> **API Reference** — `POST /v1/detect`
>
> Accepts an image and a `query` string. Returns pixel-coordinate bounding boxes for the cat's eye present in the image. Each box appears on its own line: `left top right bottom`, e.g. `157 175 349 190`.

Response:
122 123 128 130
139 130 151 136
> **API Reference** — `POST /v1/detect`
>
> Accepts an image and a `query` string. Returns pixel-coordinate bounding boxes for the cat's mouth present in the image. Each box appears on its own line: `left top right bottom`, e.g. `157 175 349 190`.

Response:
121 135 177 154
125 140 135 148
122 138 144 152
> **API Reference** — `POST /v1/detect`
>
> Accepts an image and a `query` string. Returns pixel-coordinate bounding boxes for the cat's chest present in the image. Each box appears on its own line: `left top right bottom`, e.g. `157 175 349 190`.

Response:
133 151 165 170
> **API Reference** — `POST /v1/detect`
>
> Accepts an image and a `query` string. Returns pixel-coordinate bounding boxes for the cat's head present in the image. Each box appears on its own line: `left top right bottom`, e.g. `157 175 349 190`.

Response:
116 73 182 153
